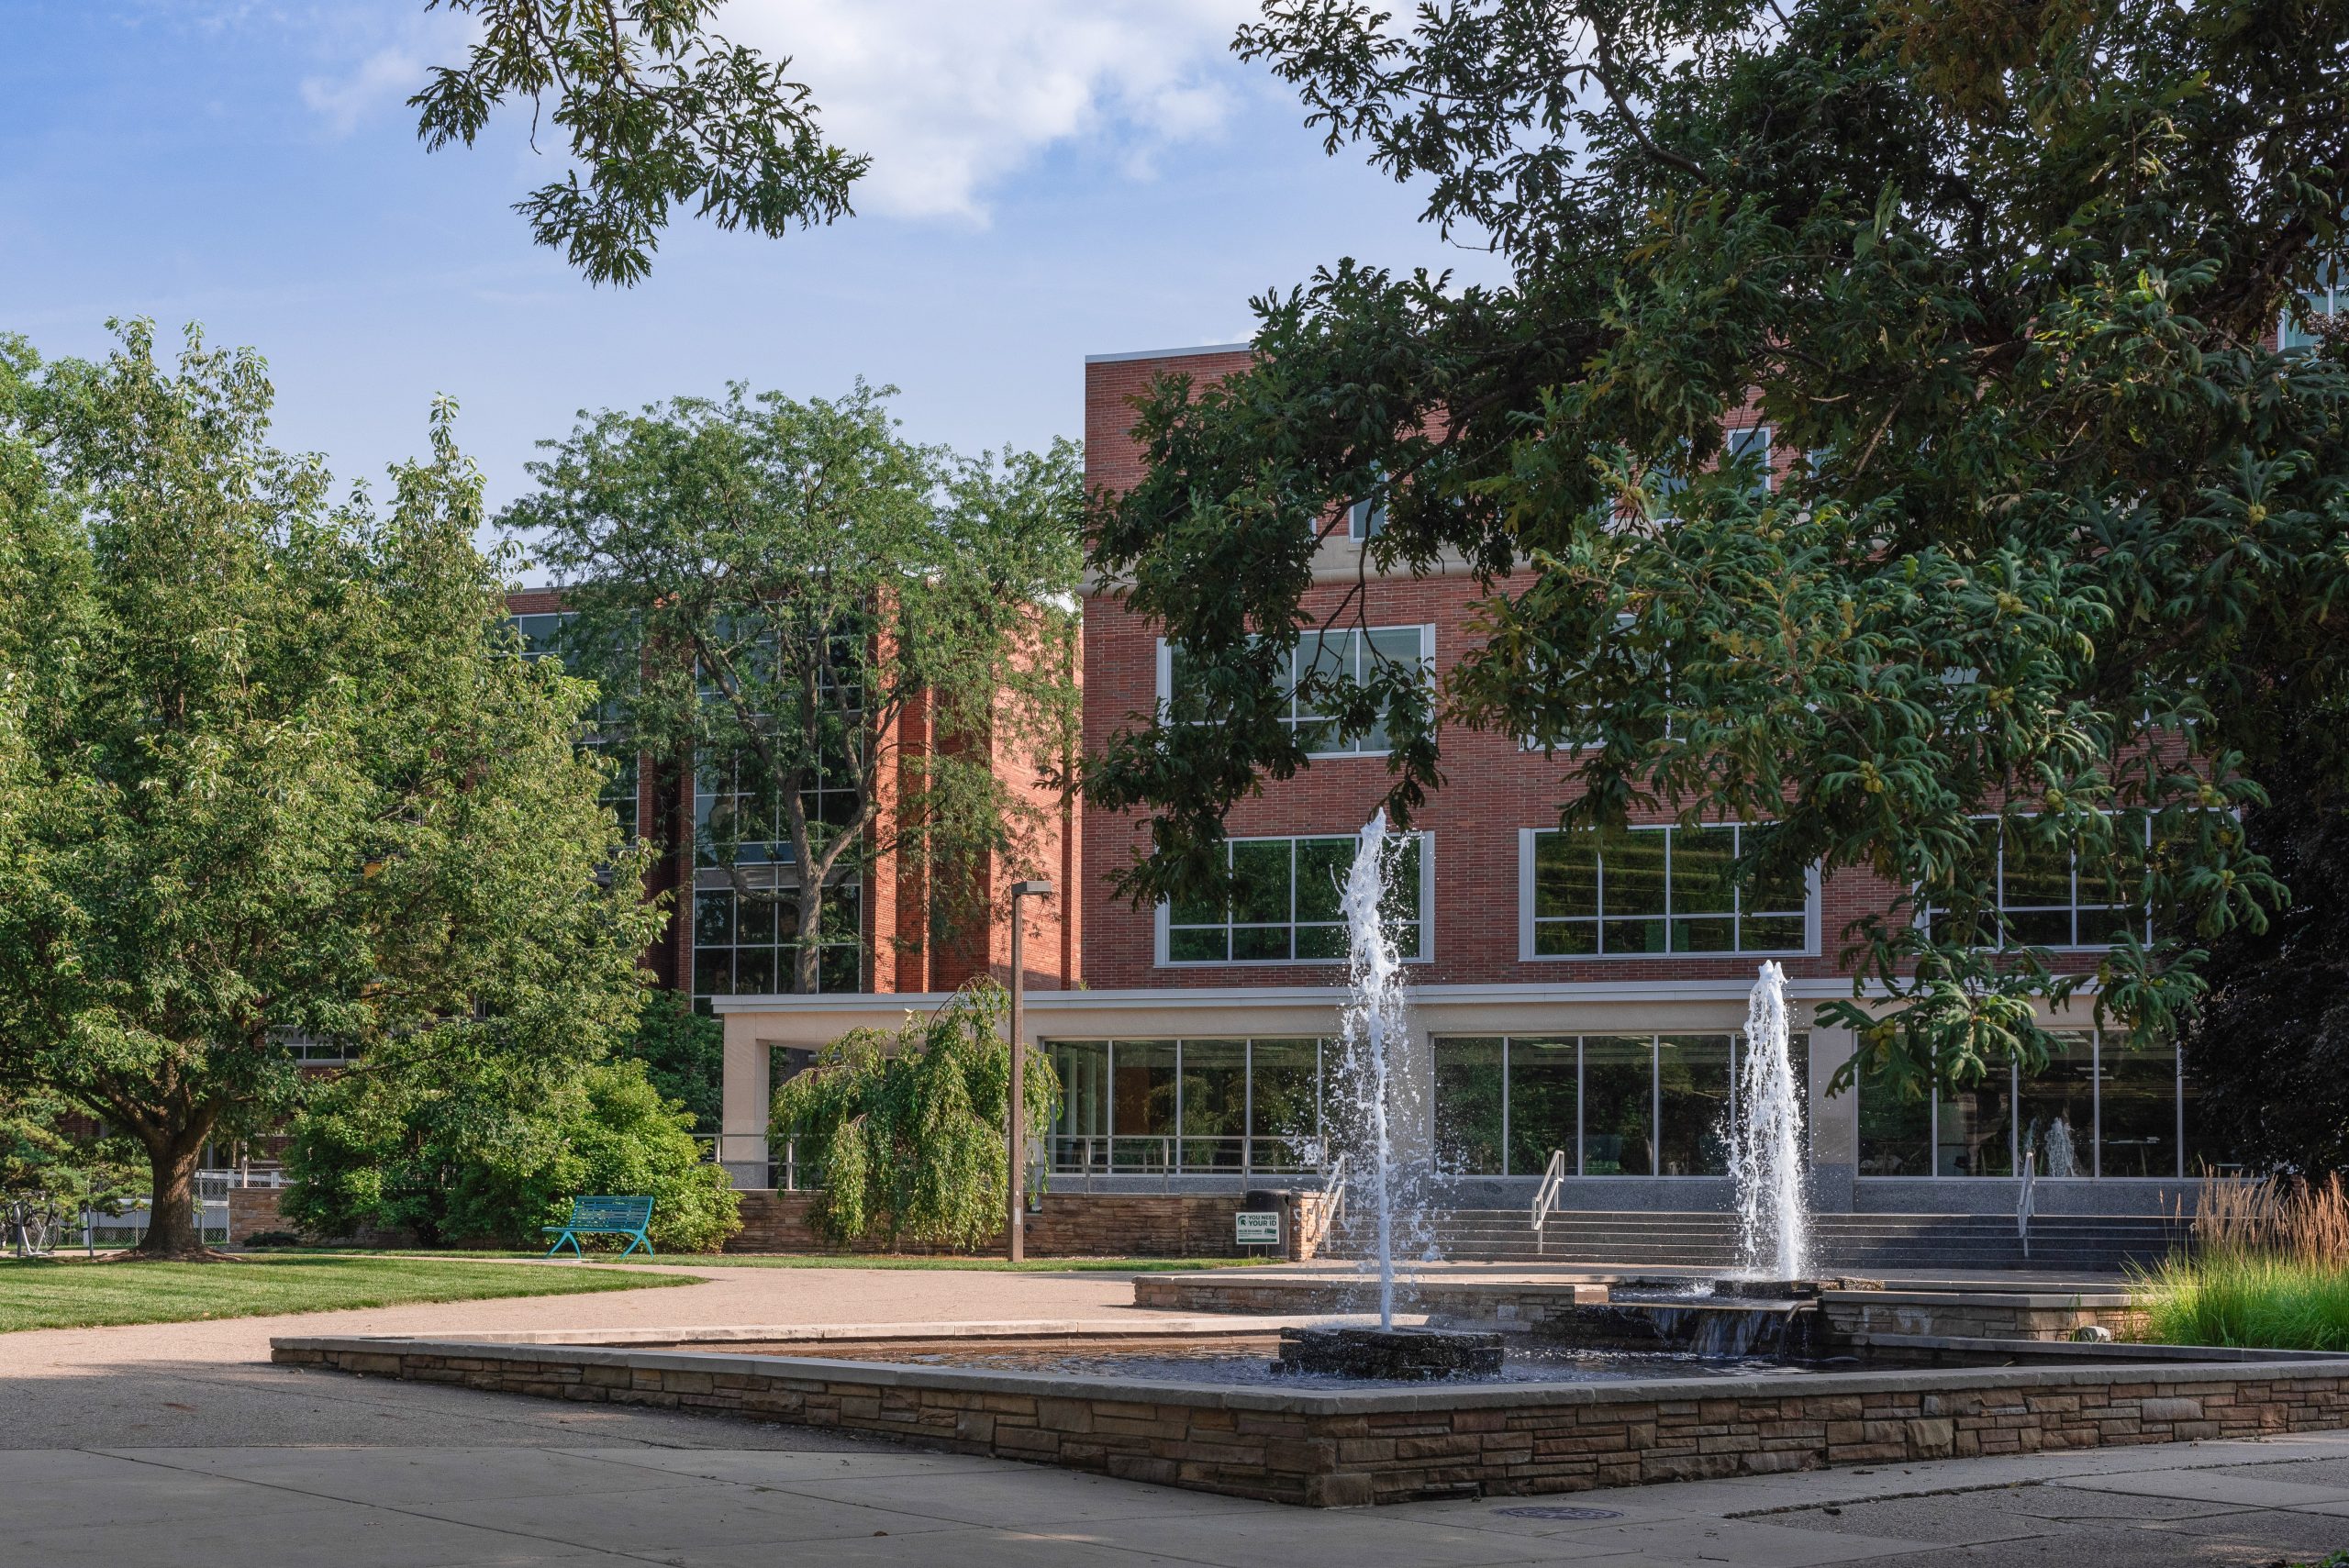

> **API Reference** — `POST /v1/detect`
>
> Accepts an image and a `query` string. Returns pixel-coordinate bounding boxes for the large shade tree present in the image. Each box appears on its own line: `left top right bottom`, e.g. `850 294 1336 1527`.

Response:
1088 0 2349 1109
511 382 1083 995
0 323 660 1256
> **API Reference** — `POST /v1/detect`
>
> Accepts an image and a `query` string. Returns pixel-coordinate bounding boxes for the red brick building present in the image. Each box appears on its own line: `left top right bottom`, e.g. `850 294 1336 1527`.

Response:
714 342 2212 1218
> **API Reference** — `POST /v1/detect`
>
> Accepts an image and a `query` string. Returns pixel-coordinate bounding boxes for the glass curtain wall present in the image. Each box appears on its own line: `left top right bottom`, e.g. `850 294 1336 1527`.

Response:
1048 1039 1330 1176
1859 1029 2203 1179
1427 1033 1799 1177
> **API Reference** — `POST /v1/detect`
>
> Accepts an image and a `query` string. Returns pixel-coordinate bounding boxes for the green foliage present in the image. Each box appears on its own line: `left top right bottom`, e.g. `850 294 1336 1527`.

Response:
510 381 1083 995
412 0 864 285
1088 0 2349 1096
0 320 662 1255
284 1051 740 1252
623 989 724 1133
0 1085 139 1217
2133 1252 2349 1352
772 985 1057 1251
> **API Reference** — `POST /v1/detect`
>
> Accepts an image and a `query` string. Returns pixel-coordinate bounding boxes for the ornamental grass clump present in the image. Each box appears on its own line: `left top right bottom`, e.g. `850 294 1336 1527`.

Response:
2132 1175 2349 1351
773 984 1057 1251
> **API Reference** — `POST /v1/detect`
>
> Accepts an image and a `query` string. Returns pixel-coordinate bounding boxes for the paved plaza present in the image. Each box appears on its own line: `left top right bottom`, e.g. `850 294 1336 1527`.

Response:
7 1261 2349 1567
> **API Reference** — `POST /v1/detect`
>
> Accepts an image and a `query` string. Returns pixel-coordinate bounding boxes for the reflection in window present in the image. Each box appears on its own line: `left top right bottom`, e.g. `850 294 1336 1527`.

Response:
692 882 862 997
1581 1036 1655 1176
1927 817 2152 950
1658 1035 1733 1176
1530 824 1808 957
1507 1039 1580 1177
1860 1029 2190 1178
1044 1039 1329 1175
1169 627 1430 757
1433 1039 1505 1175
1166 833 1427 964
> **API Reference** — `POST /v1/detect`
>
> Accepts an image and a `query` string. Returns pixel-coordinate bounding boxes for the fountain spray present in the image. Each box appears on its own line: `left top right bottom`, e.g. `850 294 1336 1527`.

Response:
1731 961 1812 1281
1337 811 1415 1329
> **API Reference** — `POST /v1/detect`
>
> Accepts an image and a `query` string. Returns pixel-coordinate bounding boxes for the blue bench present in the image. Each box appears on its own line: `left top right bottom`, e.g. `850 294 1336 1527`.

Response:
543 1195 656 1259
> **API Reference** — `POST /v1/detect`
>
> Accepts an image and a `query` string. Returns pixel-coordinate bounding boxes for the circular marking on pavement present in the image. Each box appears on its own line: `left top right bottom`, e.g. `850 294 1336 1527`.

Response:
1492 1506 1623 1520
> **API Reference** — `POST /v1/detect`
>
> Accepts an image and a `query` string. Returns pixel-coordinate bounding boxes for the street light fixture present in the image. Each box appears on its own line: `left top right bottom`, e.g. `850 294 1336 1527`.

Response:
1006 878 1053 1262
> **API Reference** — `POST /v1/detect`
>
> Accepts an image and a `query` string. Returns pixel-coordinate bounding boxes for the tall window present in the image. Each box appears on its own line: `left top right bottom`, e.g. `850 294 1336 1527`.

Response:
1432 1033 1801 1177
2282 266 2343 351
1347 494 1386 539
1163 833 1430 964
508 610 639 842
1523 824 1809 958
1925 817 2152 949
1726 424 1773 493
1858 1029 2210 1180
1163 625 1431 757
692 883 863 997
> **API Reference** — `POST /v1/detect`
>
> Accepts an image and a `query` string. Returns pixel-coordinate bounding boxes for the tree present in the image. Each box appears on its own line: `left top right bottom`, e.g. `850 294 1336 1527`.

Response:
0 322 660 1256
1088 0 2349 1102
510 382 1084 995
284 1051 740 1251
413 0 864 285
771 985 1056 1251
0 1085 141 1235
623 987 724 1133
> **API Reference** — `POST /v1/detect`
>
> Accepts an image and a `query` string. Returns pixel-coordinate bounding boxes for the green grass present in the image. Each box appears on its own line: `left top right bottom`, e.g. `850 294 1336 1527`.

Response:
0 1254 696 1333
280 1248 1281 1273
2131 1252 2349 1351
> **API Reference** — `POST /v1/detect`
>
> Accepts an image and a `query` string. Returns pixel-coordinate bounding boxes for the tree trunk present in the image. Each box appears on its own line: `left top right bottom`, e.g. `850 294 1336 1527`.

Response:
133 1118 216 1260
791 881 823 994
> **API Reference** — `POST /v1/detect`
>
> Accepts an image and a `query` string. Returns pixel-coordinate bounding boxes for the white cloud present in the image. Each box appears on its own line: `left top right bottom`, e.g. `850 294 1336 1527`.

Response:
702 0 1260 221
297 1 1257 219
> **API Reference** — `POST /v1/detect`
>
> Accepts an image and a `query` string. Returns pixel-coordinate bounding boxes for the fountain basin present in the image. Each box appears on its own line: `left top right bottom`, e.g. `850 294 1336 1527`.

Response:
1275 1326 1505 1380
274 1322 2349 1507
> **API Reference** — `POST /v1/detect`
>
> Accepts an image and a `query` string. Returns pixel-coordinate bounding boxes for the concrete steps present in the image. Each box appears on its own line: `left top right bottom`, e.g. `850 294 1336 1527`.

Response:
1322 1208 2187 1272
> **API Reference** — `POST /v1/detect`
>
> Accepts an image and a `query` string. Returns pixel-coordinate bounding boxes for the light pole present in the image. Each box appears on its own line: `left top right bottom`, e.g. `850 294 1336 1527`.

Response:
1006 878 1054 1262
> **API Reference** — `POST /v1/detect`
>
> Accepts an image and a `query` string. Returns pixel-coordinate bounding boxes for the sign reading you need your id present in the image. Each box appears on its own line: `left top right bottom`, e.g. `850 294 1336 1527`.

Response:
1234 1210 1281 1247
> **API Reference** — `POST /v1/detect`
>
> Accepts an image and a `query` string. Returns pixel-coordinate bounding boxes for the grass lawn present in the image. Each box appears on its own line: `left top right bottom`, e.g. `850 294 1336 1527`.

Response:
288 1248 1281 1273
0 1254 696 1333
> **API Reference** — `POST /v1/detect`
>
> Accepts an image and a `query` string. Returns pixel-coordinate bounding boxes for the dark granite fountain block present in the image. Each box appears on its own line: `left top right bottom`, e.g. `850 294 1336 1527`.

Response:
1274 1326 1506 1380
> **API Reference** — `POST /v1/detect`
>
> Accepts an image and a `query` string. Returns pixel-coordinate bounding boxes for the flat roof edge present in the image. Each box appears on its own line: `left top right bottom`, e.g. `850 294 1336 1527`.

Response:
1085 341 1253 365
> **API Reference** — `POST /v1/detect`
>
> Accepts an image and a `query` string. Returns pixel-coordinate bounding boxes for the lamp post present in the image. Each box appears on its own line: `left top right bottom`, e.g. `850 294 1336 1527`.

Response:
1006 878 1054 1262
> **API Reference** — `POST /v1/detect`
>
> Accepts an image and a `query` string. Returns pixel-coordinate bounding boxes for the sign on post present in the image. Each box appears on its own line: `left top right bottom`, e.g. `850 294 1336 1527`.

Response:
1234 1210 1281 1249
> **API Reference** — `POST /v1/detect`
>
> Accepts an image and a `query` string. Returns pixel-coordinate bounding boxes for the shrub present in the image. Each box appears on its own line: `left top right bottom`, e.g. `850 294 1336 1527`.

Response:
285 1055 740 1252
2132 1175 2349 1350
240 1229 305 1249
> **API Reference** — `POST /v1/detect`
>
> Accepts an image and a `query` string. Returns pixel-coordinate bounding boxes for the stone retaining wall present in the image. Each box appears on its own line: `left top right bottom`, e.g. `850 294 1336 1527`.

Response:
273 1335 2349 1508
730 1190 1332 1262
1132 1274 1609 1322
1820 1291 2148 1343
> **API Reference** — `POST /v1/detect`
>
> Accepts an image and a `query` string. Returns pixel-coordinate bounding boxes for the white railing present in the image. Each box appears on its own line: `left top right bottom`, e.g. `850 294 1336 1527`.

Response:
2018 1148 2038 1261
1323 1155 1350 1234
1531 1147 1571 1255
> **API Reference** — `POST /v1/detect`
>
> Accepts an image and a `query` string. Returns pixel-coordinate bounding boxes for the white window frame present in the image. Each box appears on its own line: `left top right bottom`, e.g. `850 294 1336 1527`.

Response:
1157 830 1436 967
1726 423 1773 493
1157 625 1435 759
1517 824 1819 962
1922 813 2155 951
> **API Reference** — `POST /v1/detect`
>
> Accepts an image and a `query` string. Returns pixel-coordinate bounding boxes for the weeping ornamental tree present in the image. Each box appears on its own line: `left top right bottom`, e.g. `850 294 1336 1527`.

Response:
772 986 1057 1251
1089 0 2349 1106
510 383 1084 995
0 323 659 1257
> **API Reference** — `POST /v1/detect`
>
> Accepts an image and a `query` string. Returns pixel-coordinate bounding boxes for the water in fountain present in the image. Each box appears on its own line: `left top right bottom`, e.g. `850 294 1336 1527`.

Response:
1333 809 1431 1331
1730 960 1812 1280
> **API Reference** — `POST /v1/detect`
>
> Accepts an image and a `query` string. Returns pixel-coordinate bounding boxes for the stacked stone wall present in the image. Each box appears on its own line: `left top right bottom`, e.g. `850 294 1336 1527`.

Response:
728 1189 1331 1261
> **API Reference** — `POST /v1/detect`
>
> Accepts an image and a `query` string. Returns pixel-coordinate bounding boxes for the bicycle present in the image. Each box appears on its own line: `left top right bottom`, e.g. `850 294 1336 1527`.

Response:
4 1192 71 1257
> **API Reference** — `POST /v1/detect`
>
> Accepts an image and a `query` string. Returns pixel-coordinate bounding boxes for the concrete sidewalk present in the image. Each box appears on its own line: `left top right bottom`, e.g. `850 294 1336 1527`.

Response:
10 1431 2349 1566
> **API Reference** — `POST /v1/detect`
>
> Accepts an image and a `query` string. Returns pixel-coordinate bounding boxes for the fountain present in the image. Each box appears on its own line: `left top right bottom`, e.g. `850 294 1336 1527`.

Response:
1729 960 1812 1282
1277 810 1502 1380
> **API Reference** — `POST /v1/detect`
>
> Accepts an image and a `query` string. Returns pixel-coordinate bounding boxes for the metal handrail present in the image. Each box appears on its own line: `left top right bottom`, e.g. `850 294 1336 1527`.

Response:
2018 1148 2038 1261
1531 1147 1570 1255
1323 1155 1350 1233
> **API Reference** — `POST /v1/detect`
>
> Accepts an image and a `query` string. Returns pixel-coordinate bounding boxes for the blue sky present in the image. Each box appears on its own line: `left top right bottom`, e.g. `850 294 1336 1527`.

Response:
1 2 1502 565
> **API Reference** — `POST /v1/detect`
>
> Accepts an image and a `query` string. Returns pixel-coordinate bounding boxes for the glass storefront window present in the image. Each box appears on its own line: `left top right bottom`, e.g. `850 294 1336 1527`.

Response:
1179 1039 1246 1172
1110 1040 1177 1172
1936 1059 2014 1177
1506 1039 1579 1177
2099 1034 2178 1178
1052 1040 1110 1174
1581 1035 1655 1176
1249 1039 1322 1172
1658 1035 1732 1176
2018 1032 2094 1179
1857 1052 1933 1176
1432 1039 1505 1175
